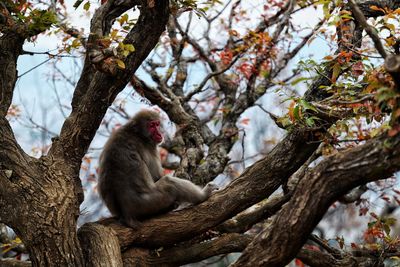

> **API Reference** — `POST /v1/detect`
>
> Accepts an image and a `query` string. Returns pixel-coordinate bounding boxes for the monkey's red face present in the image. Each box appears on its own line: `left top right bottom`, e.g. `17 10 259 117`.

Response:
147 120 163 143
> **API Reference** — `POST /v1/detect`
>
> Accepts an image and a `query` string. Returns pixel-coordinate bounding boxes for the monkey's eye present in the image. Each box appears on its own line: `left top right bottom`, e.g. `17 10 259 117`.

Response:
148 120 160 128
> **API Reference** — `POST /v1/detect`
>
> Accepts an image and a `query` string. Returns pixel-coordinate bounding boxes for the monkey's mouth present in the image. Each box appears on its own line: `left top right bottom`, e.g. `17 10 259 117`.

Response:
154 133 163 143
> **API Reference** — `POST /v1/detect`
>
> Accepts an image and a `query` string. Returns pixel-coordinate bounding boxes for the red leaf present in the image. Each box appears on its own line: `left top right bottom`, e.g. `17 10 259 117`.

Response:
295 259 305 267
219 50 233 65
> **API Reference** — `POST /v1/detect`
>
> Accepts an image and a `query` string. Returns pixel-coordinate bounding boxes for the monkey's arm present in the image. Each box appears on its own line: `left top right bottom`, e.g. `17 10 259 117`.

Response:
114 149 155 192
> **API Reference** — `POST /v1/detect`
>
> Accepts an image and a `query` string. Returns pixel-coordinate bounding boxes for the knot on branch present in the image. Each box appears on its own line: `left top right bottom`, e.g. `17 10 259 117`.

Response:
89 46 119 75
384 55 400 90
385 55 400 73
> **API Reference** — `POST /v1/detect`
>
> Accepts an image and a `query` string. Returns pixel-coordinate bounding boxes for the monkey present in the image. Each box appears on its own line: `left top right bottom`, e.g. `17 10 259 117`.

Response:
98 109 216 228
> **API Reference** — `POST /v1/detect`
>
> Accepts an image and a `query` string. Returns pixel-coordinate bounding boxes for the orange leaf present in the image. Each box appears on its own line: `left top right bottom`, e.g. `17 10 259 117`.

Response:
369 5 386 13
288 101 296 122
240 118 250 125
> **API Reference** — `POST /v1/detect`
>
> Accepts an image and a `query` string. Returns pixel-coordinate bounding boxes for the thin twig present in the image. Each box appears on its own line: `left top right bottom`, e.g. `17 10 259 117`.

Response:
184 56 240 101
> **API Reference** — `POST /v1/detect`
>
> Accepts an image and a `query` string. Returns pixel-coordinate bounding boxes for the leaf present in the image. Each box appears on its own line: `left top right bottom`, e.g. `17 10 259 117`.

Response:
288 101 296 122
83 1 90 11
73 0 84 8
240 118 250 125
369 5 386 13
305 117 315 127
115 59 126 69
331 62 341 82
290 77 310 86
385 217 397 226
119 14 129 26
125 44 135 52
299 99 318 112
293 105 301 120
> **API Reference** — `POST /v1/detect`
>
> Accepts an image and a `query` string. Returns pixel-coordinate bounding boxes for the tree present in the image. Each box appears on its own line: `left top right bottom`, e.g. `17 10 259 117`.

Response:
1 0 400 266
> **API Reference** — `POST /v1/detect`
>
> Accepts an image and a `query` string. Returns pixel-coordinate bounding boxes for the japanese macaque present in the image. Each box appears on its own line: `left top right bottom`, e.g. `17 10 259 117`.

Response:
98 110 215 228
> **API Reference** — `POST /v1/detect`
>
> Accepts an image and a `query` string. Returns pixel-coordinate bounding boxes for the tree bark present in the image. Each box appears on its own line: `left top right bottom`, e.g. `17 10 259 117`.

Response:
0 1 170 266
78 223 123 267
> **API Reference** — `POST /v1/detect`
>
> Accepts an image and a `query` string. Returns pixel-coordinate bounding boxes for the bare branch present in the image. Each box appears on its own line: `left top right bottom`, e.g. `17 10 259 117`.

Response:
218 193 291 233
122 233 252 266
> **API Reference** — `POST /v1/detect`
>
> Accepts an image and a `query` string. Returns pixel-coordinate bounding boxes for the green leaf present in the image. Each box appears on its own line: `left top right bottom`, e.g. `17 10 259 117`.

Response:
83 1 91 11
305 117 315 127
290 77 310 86
122 50 130 57
293 105 301 120
385 217 397 225
115 59 126 69
299 99 318 112
323 2 330 18
125 44 135 52
119 14 129 25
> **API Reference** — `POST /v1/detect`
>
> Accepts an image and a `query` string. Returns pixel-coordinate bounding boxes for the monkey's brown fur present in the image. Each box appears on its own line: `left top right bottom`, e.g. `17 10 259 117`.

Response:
98 110 214 228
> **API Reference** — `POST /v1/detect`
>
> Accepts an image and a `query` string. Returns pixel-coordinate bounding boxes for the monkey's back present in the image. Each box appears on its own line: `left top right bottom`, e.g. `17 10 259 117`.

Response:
98 127 160 216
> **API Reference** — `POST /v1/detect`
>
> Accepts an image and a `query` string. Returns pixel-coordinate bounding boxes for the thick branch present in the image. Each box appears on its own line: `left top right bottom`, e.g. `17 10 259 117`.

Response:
233 132 400 266
384 55 400 90
0 118 35 217
122 233 251 266
0 31 23 116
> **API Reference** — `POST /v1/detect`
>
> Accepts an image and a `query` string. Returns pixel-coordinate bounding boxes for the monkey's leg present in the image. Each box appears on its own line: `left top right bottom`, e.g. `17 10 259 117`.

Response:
158 175 213 204
123 180 179 222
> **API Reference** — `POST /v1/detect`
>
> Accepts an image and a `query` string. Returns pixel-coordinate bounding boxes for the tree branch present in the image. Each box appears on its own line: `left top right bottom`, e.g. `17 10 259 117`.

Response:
122 233 251 266
217 193 291 233
71 0 141 110
0 9 24 116
232 132 400 266
49 1 170 167
348 0 387 58
296 248 380 267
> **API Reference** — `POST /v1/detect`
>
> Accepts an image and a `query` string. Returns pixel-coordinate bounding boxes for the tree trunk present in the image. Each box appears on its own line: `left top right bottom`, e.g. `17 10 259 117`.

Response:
0 152 86 266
